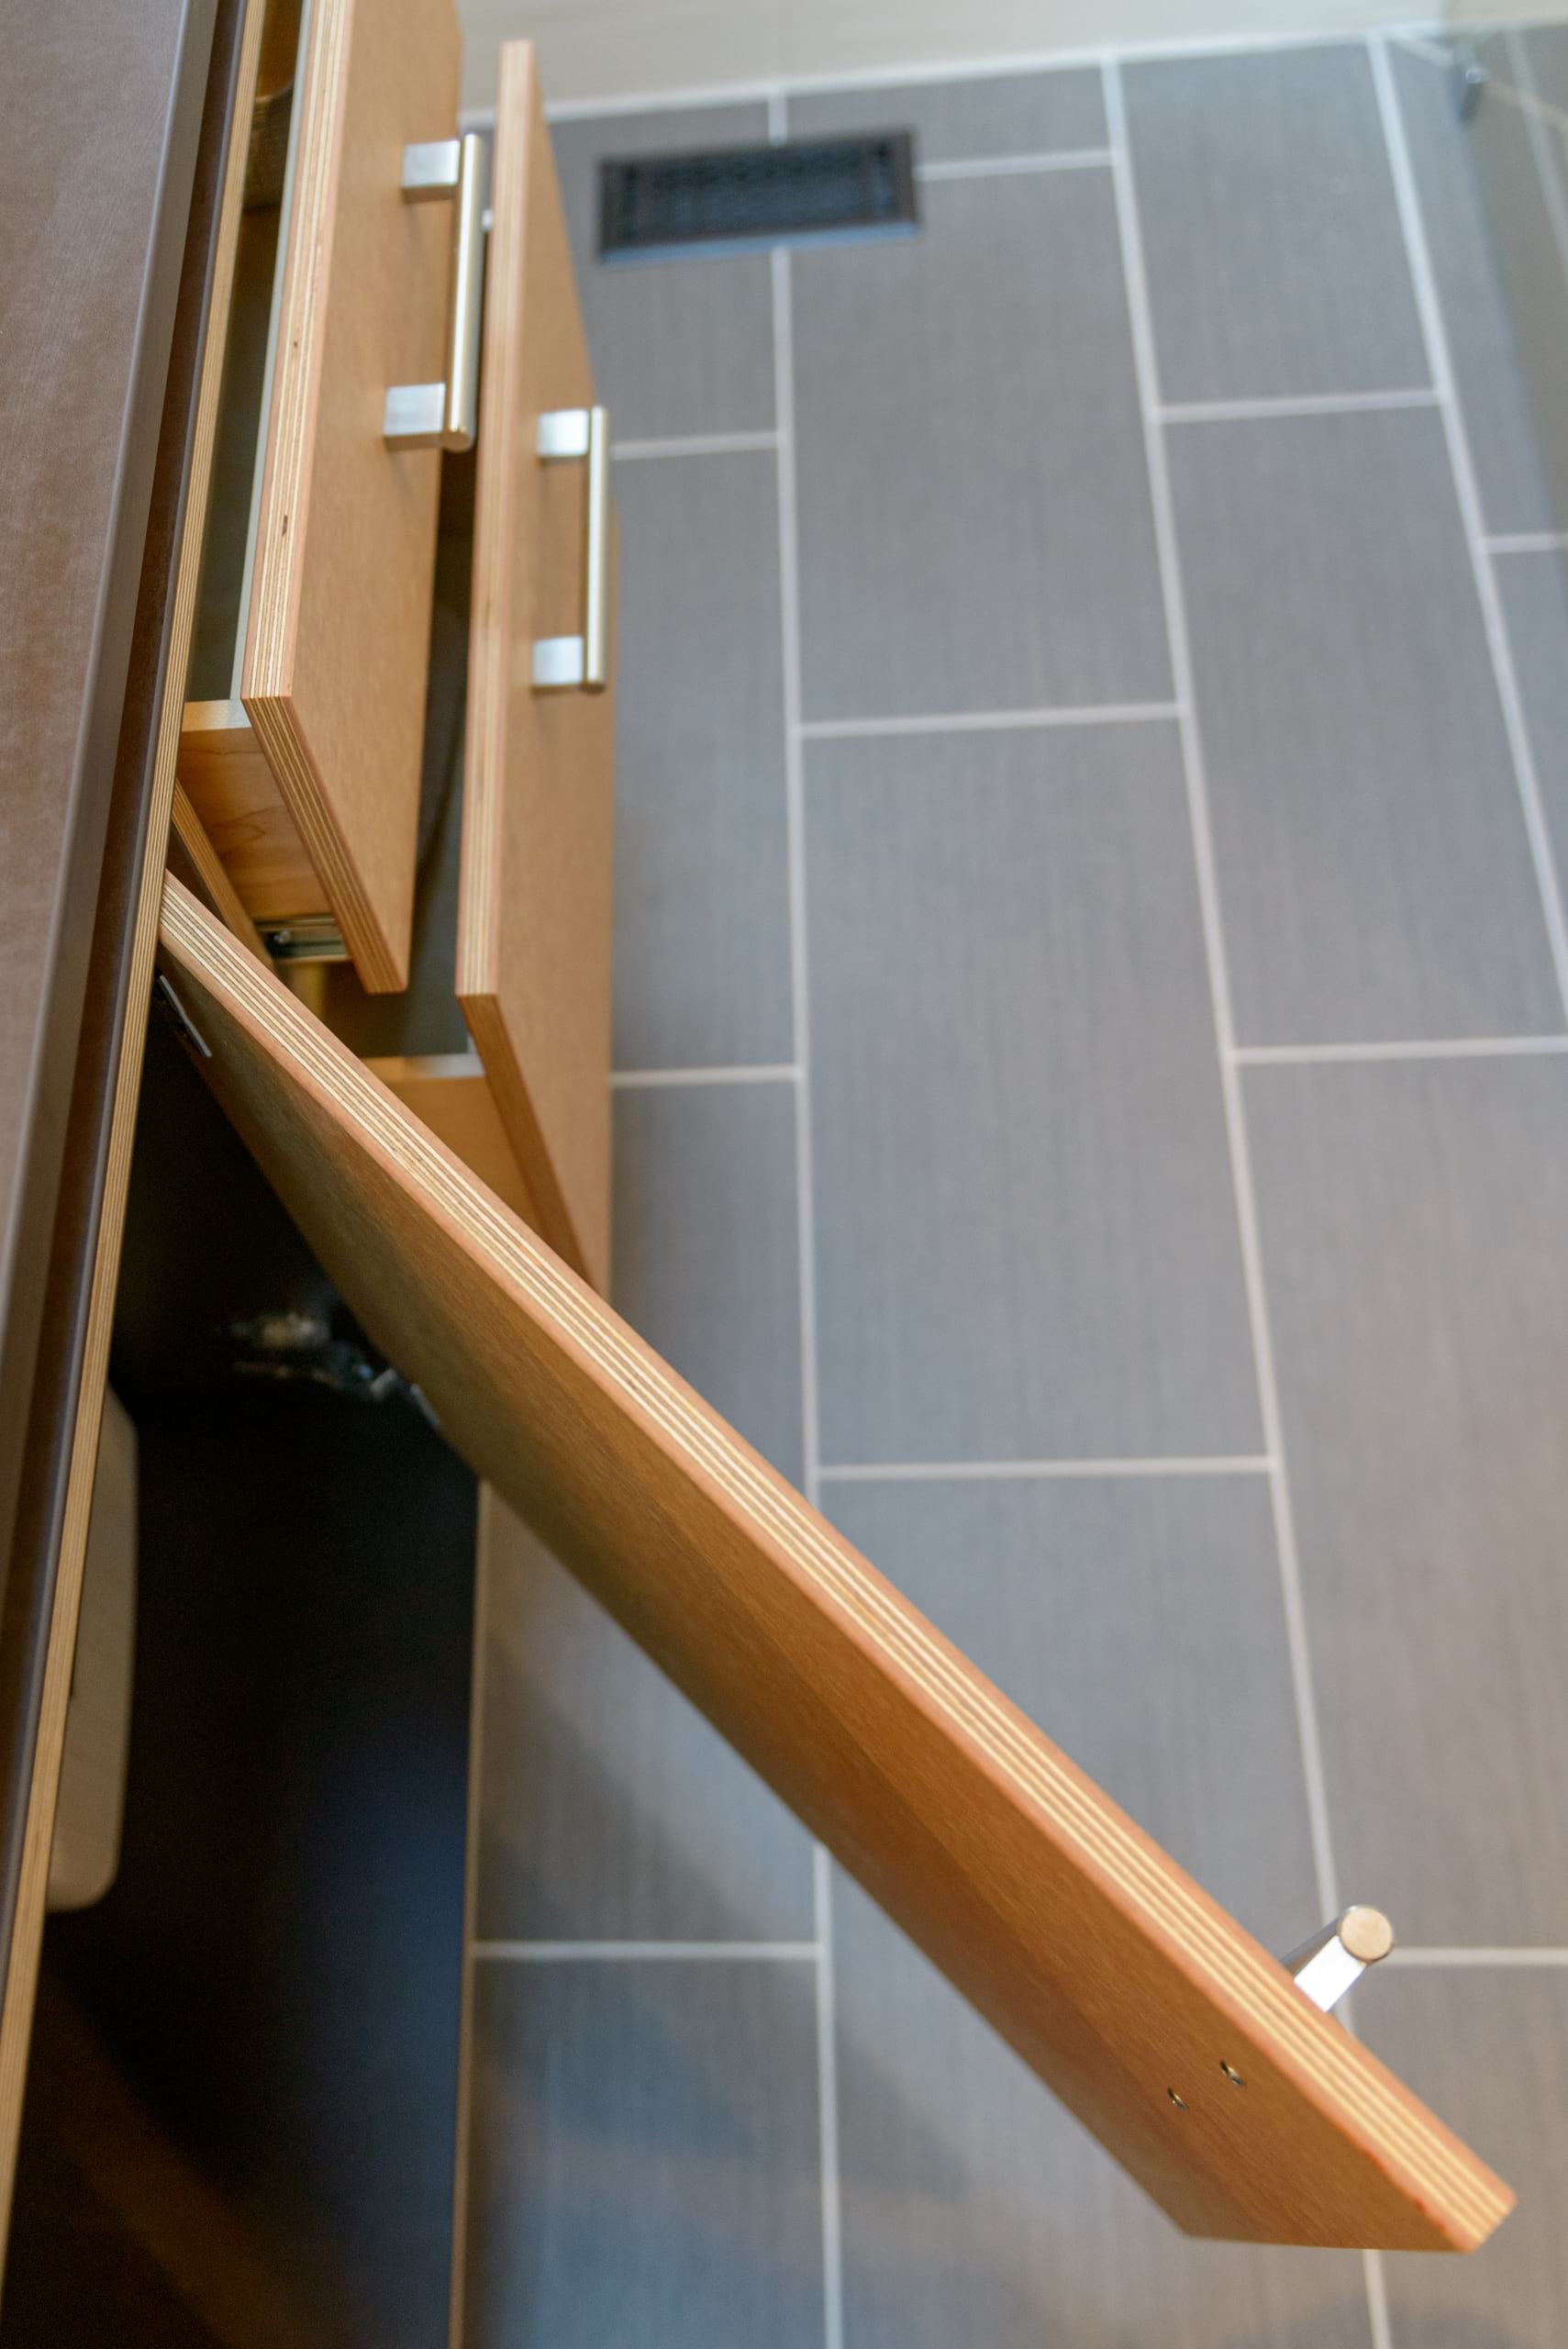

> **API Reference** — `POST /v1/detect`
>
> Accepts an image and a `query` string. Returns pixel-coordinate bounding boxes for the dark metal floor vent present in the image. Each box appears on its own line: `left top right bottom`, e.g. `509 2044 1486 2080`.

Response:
597 132 918 262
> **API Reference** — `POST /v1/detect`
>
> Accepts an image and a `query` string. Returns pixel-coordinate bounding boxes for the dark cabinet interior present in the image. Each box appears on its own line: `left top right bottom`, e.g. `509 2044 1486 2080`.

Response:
0 1023 475 2348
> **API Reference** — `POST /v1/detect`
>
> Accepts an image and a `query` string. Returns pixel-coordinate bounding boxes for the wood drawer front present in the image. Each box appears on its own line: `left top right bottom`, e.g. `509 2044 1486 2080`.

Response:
155 874 1513 2258
241 0 462 992
459 41 615 1290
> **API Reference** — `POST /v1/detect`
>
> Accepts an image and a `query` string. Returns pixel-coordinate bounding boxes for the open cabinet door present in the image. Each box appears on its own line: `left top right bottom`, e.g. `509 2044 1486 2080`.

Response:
156 876 1512 2254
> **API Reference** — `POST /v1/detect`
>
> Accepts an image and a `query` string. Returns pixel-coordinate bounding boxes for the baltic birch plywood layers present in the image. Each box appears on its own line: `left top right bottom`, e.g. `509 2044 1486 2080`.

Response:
458 40 615 1291
156 876 1513 2254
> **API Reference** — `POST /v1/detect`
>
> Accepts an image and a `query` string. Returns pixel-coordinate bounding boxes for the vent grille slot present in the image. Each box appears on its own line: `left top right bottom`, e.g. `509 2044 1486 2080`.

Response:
598 133 919 262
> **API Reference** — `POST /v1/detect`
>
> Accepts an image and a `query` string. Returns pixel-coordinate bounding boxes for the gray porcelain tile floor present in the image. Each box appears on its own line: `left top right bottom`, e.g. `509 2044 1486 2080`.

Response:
462 35 1568 2347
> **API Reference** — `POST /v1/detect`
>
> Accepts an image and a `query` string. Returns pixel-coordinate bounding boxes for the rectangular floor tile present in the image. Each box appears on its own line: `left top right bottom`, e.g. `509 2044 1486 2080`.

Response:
1170 407 1562 1043
1497 546 1568 907
824 1475 1318 1950
829 1871 1373 2349
613 1079 804 1484
806 724 1260 1464
786 64 1106 161
475 1497 814 1943
1391 40 1560 539
611 451 795 1072
1123 46 1428 402
1365 1968 1564 2344
1247 1058 1568 1943
550 106 776 441
465 1958 822 2349
792 168 1171 719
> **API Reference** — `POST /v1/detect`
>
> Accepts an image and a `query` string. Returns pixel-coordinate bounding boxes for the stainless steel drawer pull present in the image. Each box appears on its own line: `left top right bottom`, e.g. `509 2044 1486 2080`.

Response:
532 406 611 694
384 133 488 453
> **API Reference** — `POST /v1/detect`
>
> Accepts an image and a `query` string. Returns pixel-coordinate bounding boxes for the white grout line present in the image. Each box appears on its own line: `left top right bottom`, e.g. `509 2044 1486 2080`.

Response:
615 429 781 461
812 1844 843 2343
1342 1962 1394 2345
1507 28 1568 305
1390 29 1451 70
611 1063 800 1087
1485 530 1568 555
1111 21 1403 2310
1363 2248 1395 2349
1233 1034 1568 1066
770 257 821 1542
1385 1945 1568 1966
771 221 844 2349
1157 388 1438 423
1371 33 1568 1030
529 25 1448 126
819 1454 1273 1483
1106 56 1344 1939
797 701 1179 740
917 148 1112 181
473 1941 820 1961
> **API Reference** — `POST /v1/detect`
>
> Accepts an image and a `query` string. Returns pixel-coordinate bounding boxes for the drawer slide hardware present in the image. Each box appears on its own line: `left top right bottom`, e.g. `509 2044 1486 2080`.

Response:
1284 1906 1395 2013
261 917 349 964
385 134 489 452
532 406 612 693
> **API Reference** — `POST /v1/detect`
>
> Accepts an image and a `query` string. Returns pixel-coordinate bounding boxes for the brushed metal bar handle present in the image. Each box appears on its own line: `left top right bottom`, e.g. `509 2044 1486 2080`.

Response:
532 405 612 694
384 133 488 453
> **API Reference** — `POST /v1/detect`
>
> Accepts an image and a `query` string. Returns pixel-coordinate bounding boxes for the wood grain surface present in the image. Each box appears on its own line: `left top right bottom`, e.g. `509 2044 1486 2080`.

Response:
242 0 462 990
168 780 269 955
157 874 1514 2253
458 42 615 1291
364 1054 539 1224
177 698 326 919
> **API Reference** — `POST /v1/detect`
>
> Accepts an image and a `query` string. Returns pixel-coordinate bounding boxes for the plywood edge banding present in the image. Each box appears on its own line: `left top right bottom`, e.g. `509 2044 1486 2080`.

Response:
241 0 348 701
459 995 588 1279
454 44 528 1014
156 876 1513 2250
244 693 402 989
456 38 613 1292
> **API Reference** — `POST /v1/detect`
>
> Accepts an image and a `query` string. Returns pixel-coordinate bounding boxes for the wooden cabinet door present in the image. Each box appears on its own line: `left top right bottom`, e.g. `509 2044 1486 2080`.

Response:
458 42 615 1291
239 0 462 992
155 874 1512 2255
